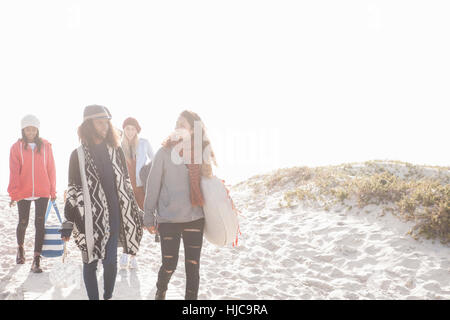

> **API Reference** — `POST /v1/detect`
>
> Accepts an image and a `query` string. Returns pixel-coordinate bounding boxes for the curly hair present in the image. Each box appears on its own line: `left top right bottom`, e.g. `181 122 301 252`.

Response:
78 119 120 148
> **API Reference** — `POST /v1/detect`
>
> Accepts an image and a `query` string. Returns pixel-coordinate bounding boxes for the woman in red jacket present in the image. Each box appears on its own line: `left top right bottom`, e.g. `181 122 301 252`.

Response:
8 115 57 273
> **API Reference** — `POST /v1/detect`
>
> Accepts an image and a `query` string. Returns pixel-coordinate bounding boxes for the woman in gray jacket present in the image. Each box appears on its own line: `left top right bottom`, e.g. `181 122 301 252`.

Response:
144 110 216 300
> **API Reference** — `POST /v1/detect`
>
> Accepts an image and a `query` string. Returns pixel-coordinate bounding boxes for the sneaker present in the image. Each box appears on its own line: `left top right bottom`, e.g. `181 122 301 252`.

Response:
119 253 129 269
16 246 25 264
129 256 138 269
31 255 43 273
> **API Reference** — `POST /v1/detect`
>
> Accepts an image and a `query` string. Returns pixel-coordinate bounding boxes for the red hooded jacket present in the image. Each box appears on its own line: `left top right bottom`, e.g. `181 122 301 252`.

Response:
8 139 56 202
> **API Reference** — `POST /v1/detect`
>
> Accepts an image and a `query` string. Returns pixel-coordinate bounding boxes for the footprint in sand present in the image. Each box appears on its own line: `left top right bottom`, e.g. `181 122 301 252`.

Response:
257 232 271 239
334 245 360 258
287 235 303 244
211 287 225 296
421 268 450 284
380 280 391 291
352 273 372 284
388 237 412 249
401 258 421 269
329 267 346 278
280 259 297 268
345 256 378 269
368 233 383 241
406 295 423 300
247 204 265 212
238 292 260 299
291 266 307 275
171 279 182 287
422 281 444 293
335 233 366 248
250 268 265 275
364 245 382 255
302 279 334 293
315 255 334 263
383 267 402 279
344 292 360 300
260 289 277 297
272 222 286 229
274 282 292 293
244 275 263 285
288 252 307 264
220 270 233 277
262 241 281 252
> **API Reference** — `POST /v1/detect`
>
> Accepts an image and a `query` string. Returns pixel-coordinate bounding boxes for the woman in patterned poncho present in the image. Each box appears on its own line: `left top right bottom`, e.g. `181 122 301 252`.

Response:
60 105 143 300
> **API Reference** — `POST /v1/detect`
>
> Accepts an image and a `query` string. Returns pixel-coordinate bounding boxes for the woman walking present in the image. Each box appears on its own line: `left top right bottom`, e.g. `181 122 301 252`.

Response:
8 114 57 273
120 117 154 269
143 110 216 300
61 105 143 300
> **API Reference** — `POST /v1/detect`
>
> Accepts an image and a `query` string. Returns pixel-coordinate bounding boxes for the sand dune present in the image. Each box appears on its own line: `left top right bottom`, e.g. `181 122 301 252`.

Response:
1 162 449 300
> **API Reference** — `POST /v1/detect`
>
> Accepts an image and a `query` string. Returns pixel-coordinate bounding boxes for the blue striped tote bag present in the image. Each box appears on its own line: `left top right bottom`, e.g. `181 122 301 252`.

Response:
42 200 64 258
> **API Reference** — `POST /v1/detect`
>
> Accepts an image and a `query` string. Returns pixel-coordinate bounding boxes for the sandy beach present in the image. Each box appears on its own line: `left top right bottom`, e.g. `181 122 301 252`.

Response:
1 162 449 300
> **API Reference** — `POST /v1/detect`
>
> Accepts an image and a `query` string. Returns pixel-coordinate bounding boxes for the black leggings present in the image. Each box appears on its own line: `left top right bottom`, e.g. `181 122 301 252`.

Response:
157 218 205 300
17 198 49 254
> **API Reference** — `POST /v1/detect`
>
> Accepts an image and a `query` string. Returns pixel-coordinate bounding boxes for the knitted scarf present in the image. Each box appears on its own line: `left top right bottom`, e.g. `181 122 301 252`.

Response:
162 137 204 207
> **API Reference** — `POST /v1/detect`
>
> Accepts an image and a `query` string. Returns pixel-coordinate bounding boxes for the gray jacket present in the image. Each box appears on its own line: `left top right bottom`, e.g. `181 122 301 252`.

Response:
143 147 204 227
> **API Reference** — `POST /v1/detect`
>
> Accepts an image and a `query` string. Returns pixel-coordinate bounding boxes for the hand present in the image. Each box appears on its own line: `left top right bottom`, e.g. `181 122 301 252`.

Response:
60 228 72 240
171 128 190 141
9 200 16 208
51 196 57 202
201 164 213 177
146 226 157 234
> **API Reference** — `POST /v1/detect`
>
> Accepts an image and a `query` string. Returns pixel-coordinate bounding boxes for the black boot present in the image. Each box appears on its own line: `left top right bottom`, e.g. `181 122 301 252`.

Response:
155 289 167 300
16 246 25 264
185 289 198 300
31 255 43 273
155 268 173 300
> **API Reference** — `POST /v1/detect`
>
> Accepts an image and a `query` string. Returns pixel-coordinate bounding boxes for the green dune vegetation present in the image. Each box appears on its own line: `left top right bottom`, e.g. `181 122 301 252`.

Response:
238 160 450 244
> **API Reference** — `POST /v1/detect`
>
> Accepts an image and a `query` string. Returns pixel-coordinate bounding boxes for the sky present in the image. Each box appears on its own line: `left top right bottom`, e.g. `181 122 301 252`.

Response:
1 0 449 194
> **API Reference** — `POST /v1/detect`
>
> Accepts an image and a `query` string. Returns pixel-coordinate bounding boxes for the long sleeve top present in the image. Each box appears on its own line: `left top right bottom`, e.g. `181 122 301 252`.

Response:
143 147 204 227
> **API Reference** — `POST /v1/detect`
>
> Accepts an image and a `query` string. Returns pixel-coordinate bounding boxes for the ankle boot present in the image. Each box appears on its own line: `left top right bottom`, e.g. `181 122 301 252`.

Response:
185 289 198 300
16 246 25 264
155 269 173 300
31 255 43 273
155 289 167 300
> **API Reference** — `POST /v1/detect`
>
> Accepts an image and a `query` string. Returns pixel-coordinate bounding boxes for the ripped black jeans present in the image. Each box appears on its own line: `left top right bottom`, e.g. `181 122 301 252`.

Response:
156 218 205 300
17 198 49 254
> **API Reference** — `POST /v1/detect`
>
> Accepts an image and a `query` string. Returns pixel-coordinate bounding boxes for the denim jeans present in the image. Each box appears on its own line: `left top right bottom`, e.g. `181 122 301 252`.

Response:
83 232 118 300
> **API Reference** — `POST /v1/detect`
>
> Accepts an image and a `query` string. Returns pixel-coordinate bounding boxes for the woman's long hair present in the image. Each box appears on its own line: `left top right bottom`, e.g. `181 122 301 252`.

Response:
163 110 218 166
121 131 139 160
21 129 43 153
78 119 120 148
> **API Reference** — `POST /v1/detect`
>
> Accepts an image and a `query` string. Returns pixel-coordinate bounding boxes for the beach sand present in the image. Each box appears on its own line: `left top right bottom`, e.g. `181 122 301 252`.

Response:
1 163 449 300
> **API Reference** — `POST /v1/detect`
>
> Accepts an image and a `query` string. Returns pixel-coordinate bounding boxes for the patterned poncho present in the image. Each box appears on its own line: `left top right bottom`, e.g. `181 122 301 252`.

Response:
64 143 143 264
